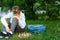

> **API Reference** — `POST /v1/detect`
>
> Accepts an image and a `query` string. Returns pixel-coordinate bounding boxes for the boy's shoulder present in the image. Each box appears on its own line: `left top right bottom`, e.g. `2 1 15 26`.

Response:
20 11 25 16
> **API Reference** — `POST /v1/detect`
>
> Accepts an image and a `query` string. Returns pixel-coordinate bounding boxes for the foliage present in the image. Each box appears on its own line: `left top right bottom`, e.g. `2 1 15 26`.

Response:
0 0 60 20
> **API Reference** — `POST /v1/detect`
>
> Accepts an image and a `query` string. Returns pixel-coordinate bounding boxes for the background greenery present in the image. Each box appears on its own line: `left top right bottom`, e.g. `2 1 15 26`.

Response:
0 0 60 20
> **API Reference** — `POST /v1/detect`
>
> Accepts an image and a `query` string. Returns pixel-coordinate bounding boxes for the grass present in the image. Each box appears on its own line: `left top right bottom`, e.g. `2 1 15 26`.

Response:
0 20 60 40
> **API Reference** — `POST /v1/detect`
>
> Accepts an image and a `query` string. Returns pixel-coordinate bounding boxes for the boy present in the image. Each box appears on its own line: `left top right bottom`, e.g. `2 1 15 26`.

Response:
0 6 26 38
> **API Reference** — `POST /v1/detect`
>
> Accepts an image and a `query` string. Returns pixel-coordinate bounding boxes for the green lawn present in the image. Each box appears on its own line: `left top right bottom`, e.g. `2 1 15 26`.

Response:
0 20 60 40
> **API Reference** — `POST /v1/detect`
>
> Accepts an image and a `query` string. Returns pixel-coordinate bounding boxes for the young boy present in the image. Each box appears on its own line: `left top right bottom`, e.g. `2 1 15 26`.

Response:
0 6 26 38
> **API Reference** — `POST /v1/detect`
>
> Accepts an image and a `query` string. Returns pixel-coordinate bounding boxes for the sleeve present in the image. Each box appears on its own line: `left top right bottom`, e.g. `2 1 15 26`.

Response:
1 13 12 27
18 13 26 29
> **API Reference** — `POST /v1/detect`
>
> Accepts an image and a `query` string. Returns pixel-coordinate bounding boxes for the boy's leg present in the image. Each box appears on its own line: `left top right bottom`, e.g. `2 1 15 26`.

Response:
15 26 25 33
0 19 10 38
0 18 18 38
1 25 6 33
15 24 25 33
2 18 18 38
0 24 8 38
10 18 18 34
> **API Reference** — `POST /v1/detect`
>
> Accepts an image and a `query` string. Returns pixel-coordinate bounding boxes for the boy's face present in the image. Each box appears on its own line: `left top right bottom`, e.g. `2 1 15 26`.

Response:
12 8 20 14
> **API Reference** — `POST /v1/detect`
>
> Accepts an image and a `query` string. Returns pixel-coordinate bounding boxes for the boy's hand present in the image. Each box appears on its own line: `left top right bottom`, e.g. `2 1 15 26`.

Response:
14 16 20 20
5 25 10 32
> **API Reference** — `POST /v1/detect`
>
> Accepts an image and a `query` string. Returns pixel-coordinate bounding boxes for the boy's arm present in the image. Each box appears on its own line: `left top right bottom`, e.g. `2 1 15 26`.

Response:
18 13 26 29
1 13 12 32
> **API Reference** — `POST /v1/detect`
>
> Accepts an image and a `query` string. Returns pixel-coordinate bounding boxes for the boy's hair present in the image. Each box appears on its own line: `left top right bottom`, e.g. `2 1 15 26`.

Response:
12 6 20 10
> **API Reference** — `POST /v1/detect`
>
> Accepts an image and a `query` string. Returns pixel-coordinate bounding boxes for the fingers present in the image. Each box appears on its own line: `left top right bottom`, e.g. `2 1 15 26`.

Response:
5 26 10 33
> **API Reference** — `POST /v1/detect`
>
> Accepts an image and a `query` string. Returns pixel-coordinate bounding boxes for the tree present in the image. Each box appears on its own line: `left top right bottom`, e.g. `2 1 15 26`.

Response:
25 0 36 19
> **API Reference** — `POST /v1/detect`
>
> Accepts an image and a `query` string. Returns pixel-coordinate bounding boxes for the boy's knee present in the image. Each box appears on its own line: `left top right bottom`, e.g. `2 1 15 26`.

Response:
13 18 18 21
